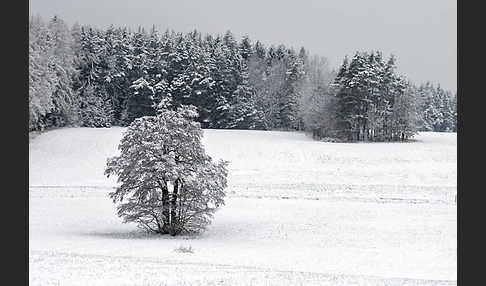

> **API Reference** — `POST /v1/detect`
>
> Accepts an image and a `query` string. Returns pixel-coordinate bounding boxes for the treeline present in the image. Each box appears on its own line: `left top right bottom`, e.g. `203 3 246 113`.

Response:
29 15 312 131
29 15 456 141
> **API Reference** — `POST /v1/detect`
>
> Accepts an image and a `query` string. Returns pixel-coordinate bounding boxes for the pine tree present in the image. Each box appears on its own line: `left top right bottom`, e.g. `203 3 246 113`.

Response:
228 63 265 129
46 16 79 127
79 85 112 127
253 40 266 60
100 25 125 125
120 27 154 124
75 26 113 127
279 49 305 130
334 55 358 140
239 35 252 61
205 37 236 128
440 90 455 132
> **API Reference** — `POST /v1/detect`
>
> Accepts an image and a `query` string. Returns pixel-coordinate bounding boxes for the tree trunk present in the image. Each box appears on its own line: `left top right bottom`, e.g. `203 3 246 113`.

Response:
160 180 170 234
365 123 368 141
170 178 180 236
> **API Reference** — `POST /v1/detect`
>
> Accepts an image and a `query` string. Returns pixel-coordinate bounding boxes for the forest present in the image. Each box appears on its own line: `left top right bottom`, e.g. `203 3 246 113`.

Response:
29 15 457 141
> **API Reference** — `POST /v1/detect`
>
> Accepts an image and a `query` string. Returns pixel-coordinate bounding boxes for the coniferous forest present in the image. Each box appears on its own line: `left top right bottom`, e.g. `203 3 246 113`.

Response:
29 15 457 141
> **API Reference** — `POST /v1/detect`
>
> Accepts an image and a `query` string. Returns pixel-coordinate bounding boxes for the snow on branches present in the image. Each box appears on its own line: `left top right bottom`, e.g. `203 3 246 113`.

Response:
105 106 228 235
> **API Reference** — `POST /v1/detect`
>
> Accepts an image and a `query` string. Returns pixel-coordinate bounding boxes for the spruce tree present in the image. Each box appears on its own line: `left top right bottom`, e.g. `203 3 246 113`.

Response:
46 16 79 127
279 49 305 130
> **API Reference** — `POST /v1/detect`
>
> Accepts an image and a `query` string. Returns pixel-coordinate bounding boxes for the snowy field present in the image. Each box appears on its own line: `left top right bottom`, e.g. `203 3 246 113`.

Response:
29 128 456 285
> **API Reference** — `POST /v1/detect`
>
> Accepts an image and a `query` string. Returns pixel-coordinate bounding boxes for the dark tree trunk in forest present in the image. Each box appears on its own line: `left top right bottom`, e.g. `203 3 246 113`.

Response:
364 123 368 141
160 180 170 234
170 178 180 236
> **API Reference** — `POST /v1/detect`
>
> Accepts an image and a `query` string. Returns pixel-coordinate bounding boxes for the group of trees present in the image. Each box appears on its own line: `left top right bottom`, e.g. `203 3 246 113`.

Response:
416 82 457 132
29 15 456 140
302 51 457 141
330 51 418 141
29 16 78 131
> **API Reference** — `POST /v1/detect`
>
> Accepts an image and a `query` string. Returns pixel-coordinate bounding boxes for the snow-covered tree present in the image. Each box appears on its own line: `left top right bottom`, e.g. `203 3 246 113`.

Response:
332 51 419 141
74 26 114 127
279 48 305 130
29 15 80 131
452 92 457 132
46 16 79 127
299 55 336 139
29 15 56 131
105 105 228 235
228 63 265 129
239 35 252 61
391 80 419 140
205 38 236 128
79 85 112 127
416 82 455 132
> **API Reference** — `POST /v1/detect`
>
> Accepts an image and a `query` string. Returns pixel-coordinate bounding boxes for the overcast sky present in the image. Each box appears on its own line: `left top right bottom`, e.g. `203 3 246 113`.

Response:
29 0 456 91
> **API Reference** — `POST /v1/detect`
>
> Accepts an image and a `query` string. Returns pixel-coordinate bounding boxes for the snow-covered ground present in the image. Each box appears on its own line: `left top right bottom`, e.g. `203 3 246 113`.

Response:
29 128 456 285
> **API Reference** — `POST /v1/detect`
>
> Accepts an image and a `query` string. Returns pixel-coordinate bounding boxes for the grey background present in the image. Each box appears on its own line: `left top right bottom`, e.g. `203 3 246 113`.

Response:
29 0 456 92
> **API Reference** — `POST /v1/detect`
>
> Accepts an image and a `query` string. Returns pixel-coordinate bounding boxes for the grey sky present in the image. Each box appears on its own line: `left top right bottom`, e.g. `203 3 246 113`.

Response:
29 0 456 91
